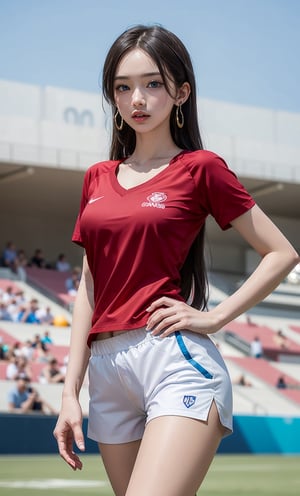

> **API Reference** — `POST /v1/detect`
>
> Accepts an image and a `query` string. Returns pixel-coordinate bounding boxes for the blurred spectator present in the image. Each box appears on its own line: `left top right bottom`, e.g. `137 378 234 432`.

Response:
0 347 6 360
35 344 50 363
32 341 50 363
11 341 23 357
20 339 34 361
36 306 54 325
6 355 32 381
65 266 81 292
233 374 252 387
7 378 57 414
40 358 65 384
1 285 14 304
6 297 21 322
14 289 26 305
18 298 40 324
0 337 5 360
7 378 33 412
5 355 19 379
56 253 71 272
1 241 18 272
68 278 80 297
31 333 42 348
246 315 256 326
0 302 12 321
250 336 263 358
41 330 53 345
29 249 47 269
274 330 289 349
276 375 288 389
15 249 28 281
15 356 33 381
60 355 69 376
31 334 49 362
0 338 10 360
0 287 24 322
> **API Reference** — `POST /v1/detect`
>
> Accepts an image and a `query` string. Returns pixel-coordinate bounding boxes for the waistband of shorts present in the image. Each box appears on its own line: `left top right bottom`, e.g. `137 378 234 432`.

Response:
90 327 154 356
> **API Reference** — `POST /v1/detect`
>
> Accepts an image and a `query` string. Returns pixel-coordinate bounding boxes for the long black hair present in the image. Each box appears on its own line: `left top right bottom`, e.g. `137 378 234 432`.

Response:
102 24 208 310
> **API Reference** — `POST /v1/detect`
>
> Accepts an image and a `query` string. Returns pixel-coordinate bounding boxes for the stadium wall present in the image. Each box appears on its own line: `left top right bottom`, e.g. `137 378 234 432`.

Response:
0 413 299 455
1 79 300 180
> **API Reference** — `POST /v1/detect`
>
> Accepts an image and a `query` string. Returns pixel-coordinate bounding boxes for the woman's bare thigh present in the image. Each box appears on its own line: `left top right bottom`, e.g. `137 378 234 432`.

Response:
99 439 141 496
125 402 225 496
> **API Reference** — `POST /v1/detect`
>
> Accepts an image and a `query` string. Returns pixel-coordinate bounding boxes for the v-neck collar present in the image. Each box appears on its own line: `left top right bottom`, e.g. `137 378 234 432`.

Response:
110 150 189 196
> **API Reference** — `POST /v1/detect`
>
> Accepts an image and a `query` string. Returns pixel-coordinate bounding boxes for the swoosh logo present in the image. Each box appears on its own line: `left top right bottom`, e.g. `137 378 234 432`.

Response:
88 196 104 204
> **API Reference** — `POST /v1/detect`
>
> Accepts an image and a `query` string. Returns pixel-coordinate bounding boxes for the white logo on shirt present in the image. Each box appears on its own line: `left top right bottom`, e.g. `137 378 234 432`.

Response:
141 192 167 209
88 196 104 204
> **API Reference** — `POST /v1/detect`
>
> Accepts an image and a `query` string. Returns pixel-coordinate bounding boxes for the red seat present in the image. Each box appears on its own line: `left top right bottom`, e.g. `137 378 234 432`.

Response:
0 279 22 292
289 325 300 335
0 328 21 346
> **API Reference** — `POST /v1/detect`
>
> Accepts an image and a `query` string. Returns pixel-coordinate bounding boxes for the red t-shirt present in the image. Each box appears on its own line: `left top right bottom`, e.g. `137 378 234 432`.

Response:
72 150 255 345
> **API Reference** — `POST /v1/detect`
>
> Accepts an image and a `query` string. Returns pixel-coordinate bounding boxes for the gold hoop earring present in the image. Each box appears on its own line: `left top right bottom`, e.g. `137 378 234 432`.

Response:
114 110 124 131
176 104 184 129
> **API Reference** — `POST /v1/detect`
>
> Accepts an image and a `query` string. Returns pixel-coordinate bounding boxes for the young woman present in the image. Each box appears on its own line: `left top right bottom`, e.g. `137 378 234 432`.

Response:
54 25 299 495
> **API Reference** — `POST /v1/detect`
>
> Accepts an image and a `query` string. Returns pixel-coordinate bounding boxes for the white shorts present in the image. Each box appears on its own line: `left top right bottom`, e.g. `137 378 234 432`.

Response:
88 328 232 444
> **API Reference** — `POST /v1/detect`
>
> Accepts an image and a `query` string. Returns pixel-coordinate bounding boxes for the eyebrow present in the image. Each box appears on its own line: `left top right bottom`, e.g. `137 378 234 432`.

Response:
114 72 161 81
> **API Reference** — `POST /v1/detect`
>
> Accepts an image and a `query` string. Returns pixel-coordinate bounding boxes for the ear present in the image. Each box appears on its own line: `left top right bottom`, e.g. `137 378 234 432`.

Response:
176 82 191 105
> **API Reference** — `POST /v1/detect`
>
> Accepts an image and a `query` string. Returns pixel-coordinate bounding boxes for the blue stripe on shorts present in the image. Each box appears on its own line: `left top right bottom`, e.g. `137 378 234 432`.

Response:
175 331 213 379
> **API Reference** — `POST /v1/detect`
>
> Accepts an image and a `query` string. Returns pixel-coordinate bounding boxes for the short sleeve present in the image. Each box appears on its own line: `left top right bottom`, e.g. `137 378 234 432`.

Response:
198 153 255 230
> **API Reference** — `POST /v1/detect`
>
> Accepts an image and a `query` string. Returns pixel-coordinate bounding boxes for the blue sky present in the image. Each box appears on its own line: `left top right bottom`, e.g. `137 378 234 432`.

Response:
0 0 299 112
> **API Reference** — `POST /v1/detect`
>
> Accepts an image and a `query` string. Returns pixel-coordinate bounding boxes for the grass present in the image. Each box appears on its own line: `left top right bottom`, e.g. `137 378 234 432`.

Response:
0 454 299 495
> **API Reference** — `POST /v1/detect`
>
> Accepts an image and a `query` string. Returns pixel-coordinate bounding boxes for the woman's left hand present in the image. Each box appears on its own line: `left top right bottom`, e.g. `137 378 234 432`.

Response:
146 297 219 337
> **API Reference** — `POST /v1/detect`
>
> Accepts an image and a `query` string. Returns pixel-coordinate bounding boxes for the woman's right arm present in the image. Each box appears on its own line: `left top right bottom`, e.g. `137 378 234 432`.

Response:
53 253 94 470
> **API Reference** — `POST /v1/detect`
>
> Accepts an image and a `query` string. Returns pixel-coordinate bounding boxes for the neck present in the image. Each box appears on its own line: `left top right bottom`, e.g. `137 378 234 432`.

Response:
131 131 180 167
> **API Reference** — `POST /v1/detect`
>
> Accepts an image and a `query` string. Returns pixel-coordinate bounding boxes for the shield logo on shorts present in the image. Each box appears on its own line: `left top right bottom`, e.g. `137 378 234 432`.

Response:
183 395 196 408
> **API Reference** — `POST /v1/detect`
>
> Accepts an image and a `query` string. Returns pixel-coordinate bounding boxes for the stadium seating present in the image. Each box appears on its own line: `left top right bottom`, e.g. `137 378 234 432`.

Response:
223 320 300 361
228 356 300 405
25 266 75 309
1 269 300 418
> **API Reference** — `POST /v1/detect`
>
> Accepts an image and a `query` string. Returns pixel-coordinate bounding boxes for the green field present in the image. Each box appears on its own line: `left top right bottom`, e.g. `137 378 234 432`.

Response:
0 454 299 495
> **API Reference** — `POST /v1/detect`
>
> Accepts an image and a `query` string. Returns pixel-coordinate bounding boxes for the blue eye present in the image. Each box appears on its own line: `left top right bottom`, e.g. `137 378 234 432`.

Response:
116 84 129 92
148 81 163 88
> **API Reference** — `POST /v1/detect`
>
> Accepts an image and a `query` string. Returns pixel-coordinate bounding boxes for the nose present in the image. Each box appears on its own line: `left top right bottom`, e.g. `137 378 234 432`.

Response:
131 87 146 107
